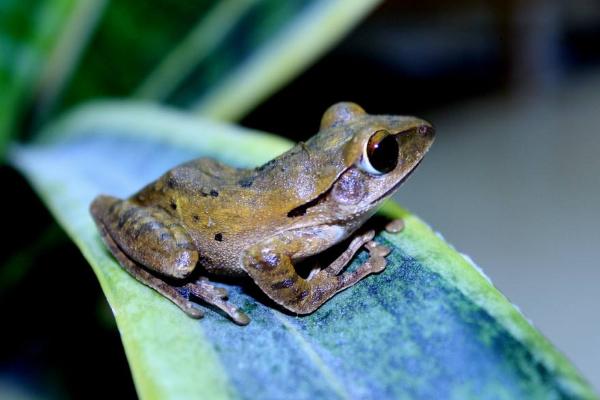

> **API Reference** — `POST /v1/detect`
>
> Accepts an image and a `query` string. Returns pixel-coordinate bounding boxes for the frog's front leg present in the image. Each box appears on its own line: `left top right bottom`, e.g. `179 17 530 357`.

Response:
243 231 389 314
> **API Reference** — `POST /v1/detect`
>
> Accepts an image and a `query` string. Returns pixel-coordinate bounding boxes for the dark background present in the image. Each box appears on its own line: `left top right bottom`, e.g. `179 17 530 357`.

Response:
1 0 599 397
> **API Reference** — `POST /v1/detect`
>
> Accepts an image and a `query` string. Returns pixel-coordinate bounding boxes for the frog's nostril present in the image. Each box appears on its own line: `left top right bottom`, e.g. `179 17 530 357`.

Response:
418 125 435 138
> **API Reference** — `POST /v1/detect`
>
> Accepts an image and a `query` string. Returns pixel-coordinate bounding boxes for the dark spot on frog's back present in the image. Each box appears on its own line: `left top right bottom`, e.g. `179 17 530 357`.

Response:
170 202 177 210
210 190 219 197
192 215 200 222
167 176 176 189
214 233 223 241
238 177 254 188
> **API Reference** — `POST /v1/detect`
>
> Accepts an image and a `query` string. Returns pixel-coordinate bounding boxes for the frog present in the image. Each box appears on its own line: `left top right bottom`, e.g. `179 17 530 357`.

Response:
90 102 434 325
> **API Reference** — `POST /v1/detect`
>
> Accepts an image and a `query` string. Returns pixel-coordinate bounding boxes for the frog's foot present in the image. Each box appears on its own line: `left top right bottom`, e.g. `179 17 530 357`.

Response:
344 240 390 278
365 240 391 265
186 279 250 326
244 231 390 315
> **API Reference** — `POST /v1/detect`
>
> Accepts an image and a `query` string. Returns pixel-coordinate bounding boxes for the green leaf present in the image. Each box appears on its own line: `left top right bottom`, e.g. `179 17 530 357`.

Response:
61 0 218 107
133 0 260 102
187 0 382 120
62 0 381 121
9 102 596 399
0 0 104 155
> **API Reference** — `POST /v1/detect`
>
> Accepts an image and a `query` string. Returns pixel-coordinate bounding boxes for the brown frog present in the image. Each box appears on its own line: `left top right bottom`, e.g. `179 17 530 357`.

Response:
90 102 434 325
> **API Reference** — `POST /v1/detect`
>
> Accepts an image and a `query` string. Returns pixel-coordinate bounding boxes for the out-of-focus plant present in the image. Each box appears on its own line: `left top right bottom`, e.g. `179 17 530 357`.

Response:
1 0 380 152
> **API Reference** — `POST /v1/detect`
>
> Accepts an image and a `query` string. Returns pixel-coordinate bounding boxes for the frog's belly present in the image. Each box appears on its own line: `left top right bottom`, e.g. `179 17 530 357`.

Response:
190 222 359 277
200 259 247 277
191 235 249 277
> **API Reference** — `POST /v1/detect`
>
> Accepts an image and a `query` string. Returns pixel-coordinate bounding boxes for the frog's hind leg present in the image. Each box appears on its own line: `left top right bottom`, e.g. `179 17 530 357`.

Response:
93 217 204 318
91 195 251 324
91 195 198 279
243 230 390 315
90 195 203 318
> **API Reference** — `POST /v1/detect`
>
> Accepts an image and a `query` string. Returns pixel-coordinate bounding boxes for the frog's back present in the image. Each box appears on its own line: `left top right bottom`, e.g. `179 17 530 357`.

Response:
134 157 249 202
131 158 279 275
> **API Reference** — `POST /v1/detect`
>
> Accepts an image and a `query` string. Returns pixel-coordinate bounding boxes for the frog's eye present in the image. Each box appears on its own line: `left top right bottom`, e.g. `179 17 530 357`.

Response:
359 130 399 175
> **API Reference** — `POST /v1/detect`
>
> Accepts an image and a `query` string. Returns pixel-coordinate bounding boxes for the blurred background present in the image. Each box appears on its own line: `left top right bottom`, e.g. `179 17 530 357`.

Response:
1 0 599 397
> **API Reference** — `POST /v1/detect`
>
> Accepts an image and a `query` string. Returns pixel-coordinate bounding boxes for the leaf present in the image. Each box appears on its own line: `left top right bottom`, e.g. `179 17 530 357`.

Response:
133 0 259 101
28 0 107 126
0 0 104 156
9 102 596 399
60 0 219 107
186 0 383 120
60 0 381 121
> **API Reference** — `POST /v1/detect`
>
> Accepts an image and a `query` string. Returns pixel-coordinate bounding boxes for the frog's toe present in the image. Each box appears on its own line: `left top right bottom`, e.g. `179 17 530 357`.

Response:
185 279 249 324
366 256 387 274
232 309 251 326
362 242 389 274
212 287 228 299
349 230 375 249
190 279 229 299
365 241 391 258
183 304 205 319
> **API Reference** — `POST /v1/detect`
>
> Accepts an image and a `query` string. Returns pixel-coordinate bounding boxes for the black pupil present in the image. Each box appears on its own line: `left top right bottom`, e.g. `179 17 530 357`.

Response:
367 132 399 173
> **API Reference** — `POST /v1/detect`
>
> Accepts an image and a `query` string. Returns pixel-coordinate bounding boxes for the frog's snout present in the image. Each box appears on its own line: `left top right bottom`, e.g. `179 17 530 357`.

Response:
417 124 435 141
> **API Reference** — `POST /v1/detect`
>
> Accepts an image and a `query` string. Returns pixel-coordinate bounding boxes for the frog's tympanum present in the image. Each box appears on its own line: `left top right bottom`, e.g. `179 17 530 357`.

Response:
90 102 434 325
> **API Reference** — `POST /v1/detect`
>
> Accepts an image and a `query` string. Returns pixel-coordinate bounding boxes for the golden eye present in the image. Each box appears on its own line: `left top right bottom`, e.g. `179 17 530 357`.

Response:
359 130 399 175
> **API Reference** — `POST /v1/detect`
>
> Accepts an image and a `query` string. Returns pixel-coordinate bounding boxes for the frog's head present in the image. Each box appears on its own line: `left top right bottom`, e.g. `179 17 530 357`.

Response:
291 102 434 225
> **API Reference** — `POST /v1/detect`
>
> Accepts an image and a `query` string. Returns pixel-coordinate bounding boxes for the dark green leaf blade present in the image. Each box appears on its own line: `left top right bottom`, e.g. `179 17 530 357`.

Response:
185 0 382 120
61 0 381 121
10 102 596 399
0 0 104 155
60 0 218 108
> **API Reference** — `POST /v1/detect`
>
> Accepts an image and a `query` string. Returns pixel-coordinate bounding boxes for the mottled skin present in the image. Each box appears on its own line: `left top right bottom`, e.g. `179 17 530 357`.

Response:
90 103 434 325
